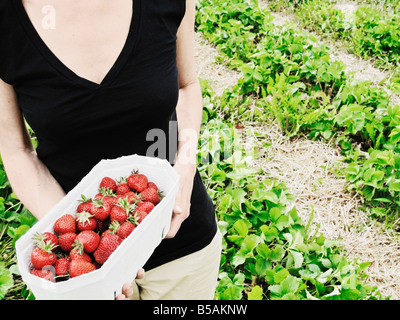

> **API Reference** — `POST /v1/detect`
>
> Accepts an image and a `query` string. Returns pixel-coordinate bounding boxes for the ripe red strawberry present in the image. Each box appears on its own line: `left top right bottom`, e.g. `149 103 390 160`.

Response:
116 221 136 239
73 230 100 253
102 195 119 207
69 248 92 263
110 205 128 224
122 191 139 204
94 233 123 265
59 232 78 252
101 229 115 238
113 215 138 239
140 187 162 205
54 258 70 276
54 214 76 235
76 211 97 232
77 195 94 213
68 259 96 278
147 181 158 191
110 197 135 224
95 187 119 206
127 171 148 192
99 176 117 193
116 177 130 195
135 201 155 214
90 199 111 220
30 246 57 269
30 269 55 282
33 232 58 250
134 210 149 224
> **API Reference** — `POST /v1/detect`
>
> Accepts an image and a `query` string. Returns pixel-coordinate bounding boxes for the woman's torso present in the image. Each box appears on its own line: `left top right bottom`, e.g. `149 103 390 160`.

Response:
0 0 217 270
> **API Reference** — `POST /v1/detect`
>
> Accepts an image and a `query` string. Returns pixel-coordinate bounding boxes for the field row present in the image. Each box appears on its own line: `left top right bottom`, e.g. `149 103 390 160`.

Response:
269 0 400 79
196 0 389 299
197 0 400 225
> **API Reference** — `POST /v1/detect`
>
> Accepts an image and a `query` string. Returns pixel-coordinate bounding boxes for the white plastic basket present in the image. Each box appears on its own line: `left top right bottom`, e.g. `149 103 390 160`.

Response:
15 154 179 300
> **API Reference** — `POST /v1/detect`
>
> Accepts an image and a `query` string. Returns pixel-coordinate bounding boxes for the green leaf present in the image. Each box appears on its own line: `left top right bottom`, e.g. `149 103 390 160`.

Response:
248 285 263 300
0 262 14 300
269 275 300 299
275 215 289 231
287 250 304 269
232 219 249 237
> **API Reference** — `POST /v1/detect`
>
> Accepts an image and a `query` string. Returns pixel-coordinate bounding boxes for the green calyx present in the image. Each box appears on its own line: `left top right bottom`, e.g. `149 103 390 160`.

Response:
32 232 57 253
76 211 94 227
117 197 136 214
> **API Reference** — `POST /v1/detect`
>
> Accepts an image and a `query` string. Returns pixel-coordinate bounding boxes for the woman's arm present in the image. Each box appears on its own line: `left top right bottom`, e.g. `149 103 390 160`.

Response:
0 79 66 220
166 0 203 238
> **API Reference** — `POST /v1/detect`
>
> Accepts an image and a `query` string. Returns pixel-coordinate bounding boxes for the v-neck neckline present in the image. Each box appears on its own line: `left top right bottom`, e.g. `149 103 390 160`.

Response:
13 0 141 90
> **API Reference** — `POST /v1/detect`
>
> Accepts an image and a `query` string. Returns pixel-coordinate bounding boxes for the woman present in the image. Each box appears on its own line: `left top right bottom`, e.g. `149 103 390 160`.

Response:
0 0 221 300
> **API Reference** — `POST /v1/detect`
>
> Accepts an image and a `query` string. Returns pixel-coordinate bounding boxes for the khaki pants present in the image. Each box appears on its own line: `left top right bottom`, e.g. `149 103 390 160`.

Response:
129 229 222 300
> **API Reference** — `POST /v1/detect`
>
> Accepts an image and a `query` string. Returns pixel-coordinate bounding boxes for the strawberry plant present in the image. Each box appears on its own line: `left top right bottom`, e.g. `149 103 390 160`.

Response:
0 160 37 299
197 0 400 224
197 80 382 300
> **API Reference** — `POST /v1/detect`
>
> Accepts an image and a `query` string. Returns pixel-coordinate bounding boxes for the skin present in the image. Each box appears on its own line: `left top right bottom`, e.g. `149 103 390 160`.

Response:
0 0 201 299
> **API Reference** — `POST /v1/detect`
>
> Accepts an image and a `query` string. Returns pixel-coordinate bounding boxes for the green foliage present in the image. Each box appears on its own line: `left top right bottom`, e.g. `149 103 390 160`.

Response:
198 81 382 300
197 0 400 223
0 164 37 299
274 0 400 67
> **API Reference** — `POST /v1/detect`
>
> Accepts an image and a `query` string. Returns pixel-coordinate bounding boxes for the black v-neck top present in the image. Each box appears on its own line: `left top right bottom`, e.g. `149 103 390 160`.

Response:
0 0 217 271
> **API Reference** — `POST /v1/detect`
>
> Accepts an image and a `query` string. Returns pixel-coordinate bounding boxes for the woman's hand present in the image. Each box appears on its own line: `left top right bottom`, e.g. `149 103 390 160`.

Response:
115 268 145 300
165 160 196 239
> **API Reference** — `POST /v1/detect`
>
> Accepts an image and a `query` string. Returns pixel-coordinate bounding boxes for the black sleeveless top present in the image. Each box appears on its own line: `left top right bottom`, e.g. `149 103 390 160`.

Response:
0 0 217 271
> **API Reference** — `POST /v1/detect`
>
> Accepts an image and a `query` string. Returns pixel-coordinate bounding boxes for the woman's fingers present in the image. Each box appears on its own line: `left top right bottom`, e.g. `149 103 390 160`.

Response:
115 268 145 300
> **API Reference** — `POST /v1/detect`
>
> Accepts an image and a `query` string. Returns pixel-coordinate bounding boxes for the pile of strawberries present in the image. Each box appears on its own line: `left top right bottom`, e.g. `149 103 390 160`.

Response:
29 170 163 282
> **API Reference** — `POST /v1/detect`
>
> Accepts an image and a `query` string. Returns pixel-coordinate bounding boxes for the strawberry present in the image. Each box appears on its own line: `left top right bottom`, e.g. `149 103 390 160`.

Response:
147 181 158 191
58 232 78 252
90 199 111 220
102 195 119 207
116 221 136 239
30 246 57 269
110 197 135 224
127 171 148 192
30 269 55 282
110 205 128 224
121 191 139 204
77 195 94 213
134 210 148 224
54 214 76 235
73 230 100 253
94 233 123 265
116 177 130 195
33 232 58 250
99 176 117 193
68 259 96 278
54 258 70 276
96 187 119 206
76 211 97 232
140 187 162 205
135 201 155 214
69 248 92 263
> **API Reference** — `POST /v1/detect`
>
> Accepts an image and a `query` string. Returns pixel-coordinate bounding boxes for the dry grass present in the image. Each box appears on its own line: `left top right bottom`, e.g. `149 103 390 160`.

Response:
194 30 400 299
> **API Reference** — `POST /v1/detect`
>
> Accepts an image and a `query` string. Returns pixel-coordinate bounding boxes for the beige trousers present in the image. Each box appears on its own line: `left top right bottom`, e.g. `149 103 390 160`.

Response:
129 229 222 300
